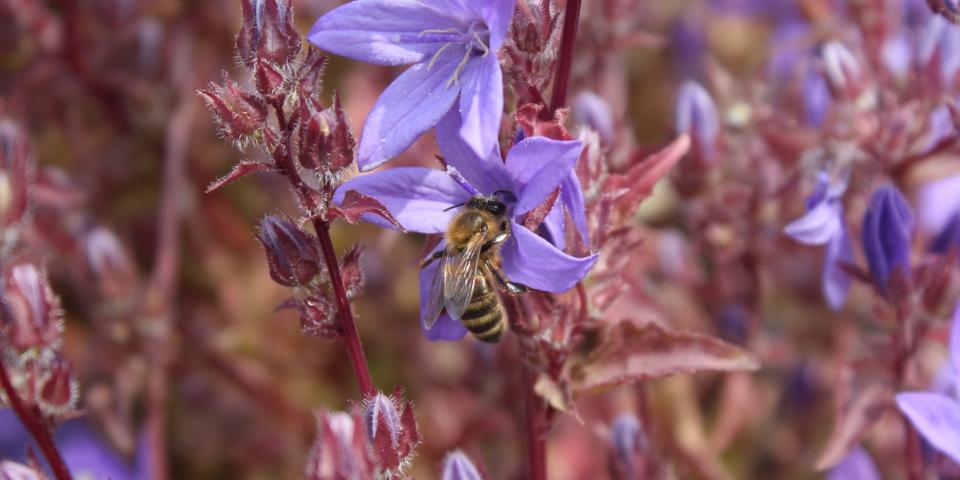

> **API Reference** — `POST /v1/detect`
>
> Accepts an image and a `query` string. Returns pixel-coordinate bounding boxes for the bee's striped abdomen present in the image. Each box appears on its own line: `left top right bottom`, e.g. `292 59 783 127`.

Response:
460 275 506 343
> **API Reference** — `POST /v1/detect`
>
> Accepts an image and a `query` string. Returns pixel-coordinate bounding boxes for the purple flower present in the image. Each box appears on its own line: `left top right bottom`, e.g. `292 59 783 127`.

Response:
896 301 960 465
803 68 832 127
827 446 880 480
307 0 516 169
332 110 598 341
861 185 914 293
784 171 853 310
440 450 482 480
674 80 720 162
610 413 647 478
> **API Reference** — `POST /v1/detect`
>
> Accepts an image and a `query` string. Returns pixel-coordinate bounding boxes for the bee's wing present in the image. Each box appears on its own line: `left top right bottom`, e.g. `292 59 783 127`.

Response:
422 252 447 330
442 229 486 321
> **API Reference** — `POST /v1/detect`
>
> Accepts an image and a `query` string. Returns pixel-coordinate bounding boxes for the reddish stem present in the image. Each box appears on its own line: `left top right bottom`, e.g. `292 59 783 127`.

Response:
0 361 72 480
548 0 583 116
314 220 377 398
524 366 547 480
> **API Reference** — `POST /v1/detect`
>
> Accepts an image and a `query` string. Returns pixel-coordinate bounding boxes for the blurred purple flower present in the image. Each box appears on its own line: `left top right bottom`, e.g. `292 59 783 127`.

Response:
573 91 615 143
916 15 960 84
669 15 707 79
896 301 960 465
441 450 482 480
0 411 145 480
675 80 720 162
611 413 646 479
930 212 960 255
918 172 960 235
333 110 598 341
861 185 914 293
768 21 812 83
307 0 516 169
827 446 880 480
803 68 832 127
784 171 853 310
882 30 913 79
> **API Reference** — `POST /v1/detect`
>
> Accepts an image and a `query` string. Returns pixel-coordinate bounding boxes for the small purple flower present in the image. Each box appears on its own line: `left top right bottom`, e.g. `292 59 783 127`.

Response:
332 110 598 341
916 15 960 84
827 446 880 480
861 185 914 293
896 301 960 465
440 450 482 480
675 80 720 162
308 0 516 169
784 171 853 310
573 91 615 143
610 413 647 479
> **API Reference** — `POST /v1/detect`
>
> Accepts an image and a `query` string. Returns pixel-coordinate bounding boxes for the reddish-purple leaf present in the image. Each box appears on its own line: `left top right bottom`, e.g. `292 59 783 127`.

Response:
206 161 273 193
340 243 365 299
815 385 893 470
606 134 690 211
330 190 403 230
570 321 760 391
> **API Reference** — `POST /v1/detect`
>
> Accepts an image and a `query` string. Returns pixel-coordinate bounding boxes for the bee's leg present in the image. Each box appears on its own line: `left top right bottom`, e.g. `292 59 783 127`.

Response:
483 259 528 294
421 250 445 268
481 232 509 252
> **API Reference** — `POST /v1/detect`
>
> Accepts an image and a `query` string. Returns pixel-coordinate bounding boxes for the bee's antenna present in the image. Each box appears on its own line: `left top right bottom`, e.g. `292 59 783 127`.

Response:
443 202 466 212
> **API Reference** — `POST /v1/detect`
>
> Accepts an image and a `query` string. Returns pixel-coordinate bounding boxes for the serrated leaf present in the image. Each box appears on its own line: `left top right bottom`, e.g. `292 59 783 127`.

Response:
329 190 403 230
207 161 273 193
570 321 760 391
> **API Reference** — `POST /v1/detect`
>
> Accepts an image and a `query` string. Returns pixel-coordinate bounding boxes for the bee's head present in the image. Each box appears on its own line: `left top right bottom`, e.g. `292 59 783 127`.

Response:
467 194 508 217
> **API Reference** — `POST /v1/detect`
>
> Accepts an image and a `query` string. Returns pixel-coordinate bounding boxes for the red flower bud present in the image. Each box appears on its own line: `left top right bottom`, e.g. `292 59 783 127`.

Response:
37 356 77 415
362 389 420 473
198 76 268 145
305 411 376 480
1 263 62 352
236 0 301 68
254 60 285 98
256 215 322 287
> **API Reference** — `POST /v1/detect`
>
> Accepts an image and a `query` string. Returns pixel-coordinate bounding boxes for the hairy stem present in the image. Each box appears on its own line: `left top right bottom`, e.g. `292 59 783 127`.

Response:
0 361 72 480
548 0 583 115
524 365 547 480
314 220 376 398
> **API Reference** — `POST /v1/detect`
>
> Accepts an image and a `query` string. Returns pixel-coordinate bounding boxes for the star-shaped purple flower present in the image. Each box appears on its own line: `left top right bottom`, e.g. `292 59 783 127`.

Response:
784 170 854 310
332 110 598 341
896 301 960 465
308 0 515 170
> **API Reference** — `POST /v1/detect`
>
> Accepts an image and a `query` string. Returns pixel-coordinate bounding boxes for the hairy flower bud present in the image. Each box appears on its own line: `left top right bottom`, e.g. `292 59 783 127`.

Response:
0 121 31 230
84 227 138 299
306 412 375 480
256 215 322 287
675 81 719 162
198 76 268 146
254 60 285 98
292 94 355 188
236 0 301 67
37 356 78 415
1 263 62 352
574 91 615 143
362 389 420 472
441 450 482 480
862 185 914 293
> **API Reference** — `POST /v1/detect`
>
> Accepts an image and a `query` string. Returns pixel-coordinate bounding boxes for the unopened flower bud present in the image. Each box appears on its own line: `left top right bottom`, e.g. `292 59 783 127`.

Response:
254 60 285 97
198 77 268 145
292 94 355 187
822 41 863 95
236 0 301 68
0 121 31 229
1 263 62 352
37 356 77 415
675 81 720 162
362 390 420 472
441 450 482 480
862 185 914 293
574 91 615 143
84 227 137 299
256 215 322 287
306 412 375 480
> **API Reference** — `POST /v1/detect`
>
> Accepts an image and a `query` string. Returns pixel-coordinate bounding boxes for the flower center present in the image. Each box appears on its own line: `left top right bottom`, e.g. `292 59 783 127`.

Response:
419 22 490 88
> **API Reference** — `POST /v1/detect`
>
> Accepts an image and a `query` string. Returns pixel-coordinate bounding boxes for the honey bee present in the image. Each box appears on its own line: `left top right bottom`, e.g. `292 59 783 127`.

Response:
421 193 528 343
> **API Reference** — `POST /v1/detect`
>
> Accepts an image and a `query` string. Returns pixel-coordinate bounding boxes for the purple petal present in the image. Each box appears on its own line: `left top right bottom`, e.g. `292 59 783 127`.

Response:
436 97 512 194
473 0 515 49
357 48 462 170
334 168 471 233
58 420 137 480
502 222 597 292
896 392 960 464
882 30 913 79
827 446 880 480
441 450 483 480
784 200 842 245
505 137 583 215
823 225 853 311
541 203 566 250
306 0 462 66
951 300 960 389
561 172 589 242
918 173 960 234
457 55 504 160
419 254 468 341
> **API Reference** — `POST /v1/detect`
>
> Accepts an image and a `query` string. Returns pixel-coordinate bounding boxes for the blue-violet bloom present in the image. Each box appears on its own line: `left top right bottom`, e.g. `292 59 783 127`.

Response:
896 301 960 465
784 170 853 310
332 109 598 341
308 0 516 169
861 185 914 293
675 80 720 162
441 450 482 480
